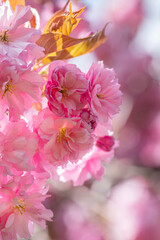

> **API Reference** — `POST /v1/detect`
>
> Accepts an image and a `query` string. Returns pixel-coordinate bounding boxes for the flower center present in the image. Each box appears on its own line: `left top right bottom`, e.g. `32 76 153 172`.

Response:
97 94 105 99
59 86 68 97
56 127 67 143
0 31 9 42
12 199 26 215
1 81 15 99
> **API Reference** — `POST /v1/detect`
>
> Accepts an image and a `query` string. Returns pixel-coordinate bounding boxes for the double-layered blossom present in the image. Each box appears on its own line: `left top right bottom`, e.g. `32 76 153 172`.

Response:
33 108 94 167
0 120 37 174
45 61 88 117
0 59 44 121
0 174 53 240
87 61 122 123
0 1 44 65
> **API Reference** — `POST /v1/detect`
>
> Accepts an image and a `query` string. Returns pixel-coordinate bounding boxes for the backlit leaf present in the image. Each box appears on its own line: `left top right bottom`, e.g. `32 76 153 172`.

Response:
29 8 40 29
36 25 107 65
42 1 86 36
9 0 25 11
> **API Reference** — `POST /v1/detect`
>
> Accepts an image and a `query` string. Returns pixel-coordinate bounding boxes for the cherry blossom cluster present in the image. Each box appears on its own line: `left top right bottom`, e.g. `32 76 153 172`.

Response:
0 1 122 239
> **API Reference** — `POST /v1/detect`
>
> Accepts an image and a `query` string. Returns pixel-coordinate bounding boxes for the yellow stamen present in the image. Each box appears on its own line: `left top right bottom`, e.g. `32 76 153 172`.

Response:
56 127 67 143
12 199 26 215
2 82 15 99
97 94 105 99
59 86 68 97
0 31 9 42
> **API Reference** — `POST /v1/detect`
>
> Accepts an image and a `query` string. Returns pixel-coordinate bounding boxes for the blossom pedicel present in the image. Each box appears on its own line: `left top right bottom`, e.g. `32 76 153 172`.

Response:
0 0 122 239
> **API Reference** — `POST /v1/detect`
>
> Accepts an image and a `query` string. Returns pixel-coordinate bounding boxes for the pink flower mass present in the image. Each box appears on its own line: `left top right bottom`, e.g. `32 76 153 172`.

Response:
0 120 37 174
0 0 123 239
0 59 43 121
0 174 53 240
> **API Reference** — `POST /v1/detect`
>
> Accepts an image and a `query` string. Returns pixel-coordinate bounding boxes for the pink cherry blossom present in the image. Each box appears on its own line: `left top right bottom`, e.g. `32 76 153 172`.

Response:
87 61 122 123
0 120 37 174
45 61 88 117
0 59 44 121
0 174 53 240
0 1 44 65
33 108 94 167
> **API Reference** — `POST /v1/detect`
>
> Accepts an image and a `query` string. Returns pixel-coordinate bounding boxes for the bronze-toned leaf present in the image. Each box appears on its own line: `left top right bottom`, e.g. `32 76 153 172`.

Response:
37 32 83 55
42 1 86 36
37 25 107 65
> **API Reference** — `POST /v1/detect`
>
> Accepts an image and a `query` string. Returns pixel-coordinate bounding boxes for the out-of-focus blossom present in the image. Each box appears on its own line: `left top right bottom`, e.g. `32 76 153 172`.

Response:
0 1 44 65
45 61 88 117
140 113 160 167
33 107 94 168
108 0 143 28
49 201 105 240
87 61 122 123
117 81 160 166
107 178 160 240
0 121 37 174
0 59 44 121
0 174 53 240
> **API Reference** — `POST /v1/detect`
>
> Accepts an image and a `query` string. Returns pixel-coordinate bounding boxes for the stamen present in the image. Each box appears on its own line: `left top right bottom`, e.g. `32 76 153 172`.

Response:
0 31 9 42
59 86 68 97
96 94 105 99
56 127 67 143
2 82 15 99
12 199 26 215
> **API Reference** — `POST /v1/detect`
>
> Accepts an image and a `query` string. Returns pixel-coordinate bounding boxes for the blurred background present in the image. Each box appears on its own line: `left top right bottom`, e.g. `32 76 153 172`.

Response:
26 0 160 239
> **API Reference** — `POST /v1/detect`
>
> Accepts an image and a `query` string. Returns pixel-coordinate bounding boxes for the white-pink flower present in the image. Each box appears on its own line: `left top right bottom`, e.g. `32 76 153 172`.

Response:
58 145 115 186
33 108 94 167
87 61 122 123
0 59 44 121
80 109 97 133
0 120 37 174
0 1 44 65
0 174 53 240
45 61 88 117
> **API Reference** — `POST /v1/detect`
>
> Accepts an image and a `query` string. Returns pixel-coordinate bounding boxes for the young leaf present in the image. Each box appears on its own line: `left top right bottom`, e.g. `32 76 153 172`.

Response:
9 0 25 11
36 25 107 65
42 1 86 36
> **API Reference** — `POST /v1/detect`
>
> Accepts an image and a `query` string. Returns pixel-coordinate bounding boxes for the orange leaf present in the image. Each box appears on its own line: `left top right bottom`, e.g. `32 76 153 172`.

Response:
43 0 70 33
9 0 25 11
42 1 86 36
36 25 107 65
29 8 40 29
30 16 36 28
